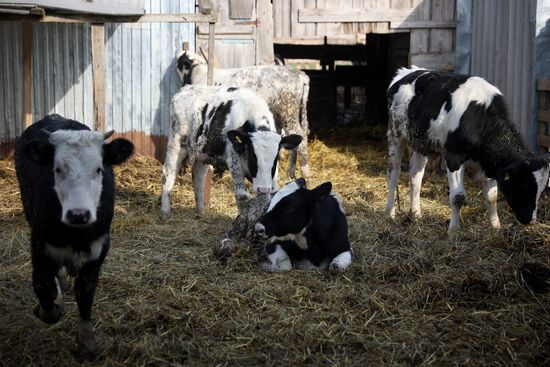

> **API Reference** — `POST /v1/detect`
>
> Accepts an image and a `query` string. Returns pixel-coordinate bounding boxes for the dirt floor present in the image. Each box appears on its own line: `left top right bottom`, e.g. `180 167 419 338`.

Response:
0 128 549 366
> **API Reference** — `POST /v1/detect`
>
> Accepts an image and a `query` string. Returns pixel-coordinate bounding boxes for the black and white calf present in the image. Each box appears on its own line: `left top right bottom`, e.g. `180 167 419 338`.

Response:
161 85 302 217
14 114 133 361
386 67 550 235
254 179 353 272
176 50 310 178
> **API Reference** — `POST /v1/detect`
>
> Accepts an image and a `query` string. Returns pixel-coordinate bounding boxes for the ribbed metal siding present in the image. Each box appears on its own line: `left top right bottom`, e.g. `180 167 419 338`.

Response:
0 0 194 157
105 0 195 139
0 22 22 155
471 0 537 147
32 23 95 127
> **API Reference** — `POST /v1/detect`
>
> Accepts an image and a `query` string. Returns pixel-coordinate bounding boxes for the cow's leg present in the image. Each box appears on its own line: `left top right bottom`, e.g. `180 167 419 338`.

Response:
287 148 298 179
161 133 187 219
192 161 211 214
74 255 104 362
385 135 403 219
227 151 251 213
31 250 64 324
298 137 310 178
447 164 466 235
408 151 429 220
482 177 501 228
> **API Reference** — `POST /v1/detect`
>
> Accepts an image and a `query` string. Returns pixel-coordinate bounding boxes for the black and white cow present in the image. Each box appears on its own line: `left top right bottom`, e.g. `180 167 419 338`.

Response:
254 179 353 272
161 85 302 217
386 67 550 235
14 114 133 361
176 50 310 179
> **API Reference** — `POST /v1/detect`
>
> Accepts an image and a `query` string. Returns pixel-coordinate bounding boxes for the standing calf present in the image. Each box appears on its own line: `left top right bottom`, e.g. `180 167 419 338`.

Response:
14 114 133 361
176 50 310 178
386 67 550 235
161 85 301 217
255 179 353 272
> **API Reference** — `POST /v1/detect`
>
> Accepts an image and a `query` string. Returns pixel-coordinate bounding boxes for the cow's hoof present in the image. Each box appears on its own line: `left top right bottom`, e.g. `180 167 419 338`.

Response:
329 251 353 271
77 321 97 362
160 209 171 221
33 304 63 324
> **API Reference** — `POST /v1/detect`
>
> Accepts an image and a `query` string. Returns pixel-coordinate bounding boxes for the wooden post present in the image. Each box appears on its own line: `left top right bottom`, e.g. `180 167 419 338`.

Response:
255 0 275 65
22 22 32 130
203 21 216 208
91 23 105 131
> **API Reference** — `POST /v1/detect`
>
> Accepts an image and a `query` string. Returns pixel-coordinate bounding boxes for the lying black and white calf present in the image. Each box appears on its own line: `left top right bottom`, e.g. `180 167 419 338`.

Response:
14 114 134 361
255 179 353 272
386 67 550 235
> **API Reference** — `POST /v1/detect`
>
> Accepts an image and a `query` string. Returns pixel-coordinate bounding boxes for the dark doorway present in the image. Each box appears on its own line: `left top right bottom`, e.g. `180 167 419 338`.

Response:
275 32 410 131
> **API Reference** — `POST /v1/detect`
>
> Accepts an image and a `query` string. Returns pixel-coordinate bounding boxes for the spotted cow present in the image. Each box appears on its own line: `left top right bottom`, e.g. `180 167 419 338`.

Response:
254 179 353 272
176 50 310 179
161 85 302 217
386 67 550 235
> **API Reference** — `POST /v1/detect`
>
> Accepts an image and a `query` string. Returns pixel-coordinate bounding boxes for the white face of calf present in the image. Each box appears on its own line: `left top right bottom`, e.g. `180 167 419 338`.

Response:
24 129 134 227
49 131 106 226
227 129 302 194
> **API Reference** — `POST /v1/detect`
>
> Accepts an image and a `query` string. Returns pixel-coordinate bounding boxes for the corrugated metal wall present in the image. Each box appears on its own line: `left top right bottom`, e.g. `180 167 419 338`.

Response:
0 0 195 158
0 22 22 156
105 0 195 158
470 0 537 147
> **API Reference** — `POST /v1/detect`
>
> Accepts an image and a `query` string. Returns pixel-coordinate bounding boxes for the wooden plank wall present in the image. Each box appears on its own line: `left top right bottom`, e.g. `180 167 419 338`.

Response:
273 0 456 70
538 80 550 152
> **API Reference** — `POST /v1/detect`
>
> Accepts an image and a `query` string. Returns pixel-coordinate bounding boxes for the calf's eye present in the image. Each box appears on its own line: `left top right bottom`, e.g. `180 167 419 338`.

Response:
96 168 104 175
54 167 62 174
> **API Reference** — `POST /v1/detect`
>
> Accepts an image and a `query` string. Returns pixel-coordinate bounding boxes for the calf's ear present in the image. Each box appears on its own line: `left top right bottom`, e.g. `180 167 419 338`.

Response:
227 130 249 154
280 134 302 150
23 139 54 166
311 181 332 201
103 138 134 165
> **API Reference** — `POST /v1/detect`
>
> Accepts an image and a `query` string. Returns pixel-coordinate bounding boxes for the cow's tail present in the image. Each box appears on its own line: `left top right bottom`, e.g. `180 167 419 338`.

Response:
299 73 310 135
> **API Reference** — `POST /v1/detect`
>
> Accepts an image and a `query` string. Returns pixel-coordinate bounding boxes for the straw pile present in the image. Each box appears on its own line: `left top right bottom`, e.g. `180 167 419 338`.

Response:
0 127 548 366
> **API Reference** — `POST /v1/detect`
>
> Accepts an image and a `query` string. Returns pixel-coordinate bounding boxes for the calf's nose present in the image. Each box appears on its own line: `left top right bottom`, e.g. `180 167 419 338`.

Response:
255 223 266 237
257 187 271 194
66 209 91 225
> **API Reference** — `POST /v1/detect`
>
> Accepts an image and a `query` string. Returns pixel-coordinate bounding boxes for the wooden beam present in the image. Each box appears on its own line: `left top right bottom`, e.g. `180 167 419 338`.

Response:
538 134 550 148
390 21 457 29
91 24 105 132
0 13 217 24
256 0 275 65
411 52 454 70
539 110 550 123
197 25 254 35
537 80 550 91
22 21 32 130
298 8 413 23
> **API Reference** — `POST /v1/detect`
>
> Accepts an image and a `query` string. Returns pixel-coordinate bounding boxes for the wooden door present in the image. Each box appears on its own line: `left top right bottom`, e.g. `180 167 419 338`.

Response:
196 0 274 68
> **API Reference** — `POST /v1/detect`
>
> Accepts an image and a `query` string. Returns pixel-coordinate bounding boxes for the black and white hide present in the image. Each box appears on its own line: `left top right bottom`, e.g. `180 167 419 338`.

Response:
161 85 302 217
254 179 353 272
386 67 550 236
14 114 134 361
175 50 310 179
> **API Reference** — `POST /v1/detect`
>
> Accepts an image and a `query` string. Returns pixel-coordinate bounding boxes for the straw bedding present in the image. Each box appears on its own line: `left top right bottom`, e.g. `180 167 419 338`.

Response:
0 127 548 366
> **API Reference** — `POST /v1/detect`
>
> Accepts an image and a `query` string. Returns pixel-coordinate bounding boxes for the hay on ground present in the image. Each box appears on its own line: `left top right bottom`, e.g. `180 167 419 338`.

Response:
0 127 549 366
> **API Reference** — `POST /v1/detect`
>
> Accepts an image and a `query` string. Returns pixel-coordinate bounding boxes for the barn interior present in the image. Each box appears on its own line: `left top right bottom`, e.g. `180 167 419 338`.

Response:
0 0 549 365
275 33 410 130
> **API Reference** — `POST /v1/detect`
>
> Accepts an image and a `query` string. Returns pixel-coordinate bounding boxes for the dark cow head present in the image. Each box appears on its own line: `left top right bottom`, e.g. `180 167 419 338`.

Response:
227 124 302 194
255 179 332 241
176 50 206 84
497 156 550 225
23 129 134 226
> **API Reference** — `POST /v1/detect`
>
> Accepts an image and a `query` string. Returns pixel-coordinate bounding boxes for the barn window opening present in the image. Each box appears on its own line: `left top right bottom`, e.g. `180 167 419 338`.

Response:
275 32 410 131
